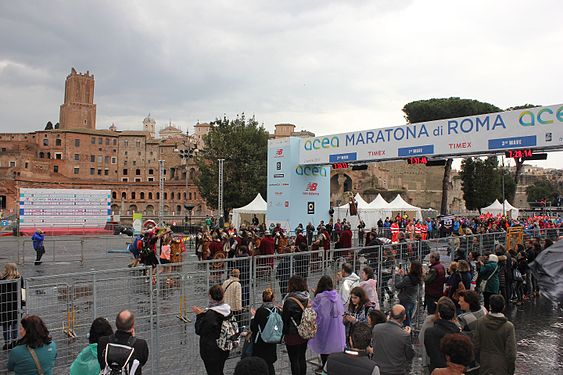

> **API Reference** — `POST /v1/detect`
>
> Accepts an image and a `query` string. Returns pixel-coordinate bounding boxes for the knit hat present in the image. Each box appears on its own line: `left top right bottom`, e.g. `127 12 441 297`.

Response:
488 254 499 263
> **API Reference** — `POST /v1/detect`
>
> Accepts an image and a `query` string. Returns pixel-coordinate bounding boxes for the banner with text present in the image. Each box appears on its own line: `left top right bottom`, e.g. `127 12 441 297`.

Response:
299 103 563 165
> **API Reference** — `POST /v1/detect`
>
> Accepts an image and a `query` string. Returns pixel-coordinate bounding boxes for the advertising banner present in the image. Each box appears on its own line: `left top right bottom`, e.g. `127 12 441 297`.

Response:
299 103 563 165
267 137 330 231
19 188 111 228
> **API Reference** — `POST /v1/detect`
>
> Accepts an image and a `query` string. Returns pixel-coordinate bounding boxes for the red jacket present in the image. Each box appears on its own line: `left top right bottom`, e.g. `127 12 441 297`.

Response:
259 236 275 255
337 229 353 248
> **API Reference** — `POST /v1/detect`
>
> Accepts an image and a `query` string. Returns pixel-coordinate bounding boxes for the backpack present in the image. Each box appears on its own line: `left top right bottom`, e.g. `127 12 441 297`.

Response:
101 335 137 375
257 307 283 344
216 315 239 351
288 297 317 340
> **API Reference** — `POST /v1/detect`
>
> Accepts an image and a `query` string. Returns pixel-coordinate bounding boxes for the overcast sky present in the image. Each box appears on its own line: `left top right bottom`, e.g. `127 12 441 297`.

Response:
1 0 561 169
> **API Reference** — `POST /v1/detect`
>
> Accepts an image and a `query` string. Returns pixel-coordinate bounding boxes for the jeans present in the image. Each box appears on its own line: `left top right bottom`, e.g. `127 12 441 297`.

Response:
286 343 308 375
402 301 416 327
2 321 17 343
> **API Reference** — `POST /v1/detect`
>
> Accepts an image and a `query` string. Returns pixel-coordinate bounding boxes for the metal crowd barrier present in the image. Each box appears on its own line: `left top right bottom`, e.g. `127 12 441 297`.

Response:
0 229 559 374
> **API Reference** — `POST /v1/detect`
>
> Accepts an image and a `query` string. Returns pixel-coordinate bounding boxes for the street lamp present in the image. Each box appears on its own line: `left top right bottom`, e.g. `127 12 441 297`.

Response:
176 144 196 225
184 203 195 246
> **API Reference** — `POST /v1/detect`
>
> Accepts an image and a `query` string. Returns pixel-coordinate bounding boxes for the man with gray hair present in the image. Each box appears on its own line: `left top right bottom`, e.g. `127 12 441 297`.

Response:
424 251 446 314
371 304 414 375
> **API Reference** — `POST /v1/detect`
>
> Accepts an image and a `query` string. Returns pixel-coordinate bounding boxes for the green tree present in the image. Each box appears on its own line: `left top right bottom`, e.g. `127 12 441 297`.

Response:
504 104 542 187
526 178 558 205
460 156 516 210
460 158 476 209
402 98 502 214
195 114 269 218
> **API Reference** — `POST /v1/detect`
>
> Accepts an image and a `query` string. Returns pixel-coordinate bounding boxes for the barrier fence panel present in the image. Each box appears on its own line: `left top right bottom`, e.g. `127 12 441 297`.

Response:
3 231 557 374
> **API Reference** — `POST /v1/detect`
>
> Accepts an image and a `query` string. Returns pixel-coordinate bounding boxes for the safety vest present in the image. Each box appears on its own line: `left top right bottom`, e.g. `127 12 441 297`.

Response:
390 223 400 243
414 223 422 236
421 224 428 240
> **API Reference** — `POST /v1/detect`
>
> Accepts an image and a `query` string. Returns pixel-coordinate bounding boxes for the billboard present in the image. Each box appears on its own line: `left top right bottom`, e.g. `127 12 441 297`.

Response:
19 188 111 228
299 103 563 165
267 137 330 231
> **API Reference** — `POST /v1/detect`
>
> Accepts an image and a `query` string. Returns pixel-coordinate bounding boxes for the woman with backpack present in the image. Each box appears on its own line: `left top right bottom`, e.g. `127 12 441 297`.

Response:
395 260 423 327
308 275 345 375
343 286 371 342
193 284 235 375
250 288 281 375
282 275 310 375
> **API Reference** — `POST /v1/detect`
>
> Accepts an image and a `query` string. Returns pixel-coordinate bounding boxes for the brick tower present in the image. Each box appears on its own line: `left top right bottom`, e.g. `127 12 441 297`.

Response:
59 68 96 130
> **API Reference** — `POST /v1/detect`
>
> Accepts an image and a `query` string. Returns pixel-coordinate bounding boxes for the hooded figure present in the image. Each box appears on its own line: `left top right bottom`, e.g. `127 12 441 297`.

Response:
308 288 346 356
194 285 234 375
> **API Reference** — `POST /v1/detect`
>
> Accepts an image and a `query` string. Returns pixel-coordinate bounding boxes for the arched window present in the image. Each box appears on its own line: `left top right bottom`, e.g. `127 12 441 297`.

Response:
112 192 117 199
156 192 160 200
121 192 127 199
39 152 45 158
148 192 153 200
132 192 136 200
164 192 167 200
140 192 145 199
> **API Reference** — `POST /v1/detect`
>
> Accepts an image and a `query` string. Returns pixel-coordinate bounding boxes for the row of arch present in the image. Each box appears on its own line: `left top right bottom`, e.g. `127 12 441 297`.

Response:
112 191 197 201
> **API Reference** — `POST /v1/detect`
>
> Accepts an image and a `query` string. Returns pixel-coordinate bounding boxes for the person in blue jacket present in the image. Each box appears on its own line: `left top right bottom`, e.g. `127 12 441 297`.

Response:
8 315 57 374
31 230 45 266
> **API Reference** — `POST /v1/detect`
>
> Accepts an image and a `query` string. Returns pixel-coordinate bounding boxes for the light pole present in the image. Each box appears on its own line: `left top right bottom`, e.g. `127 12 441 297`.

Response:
218 158 224 225
176 144 196 227
501 156 506 216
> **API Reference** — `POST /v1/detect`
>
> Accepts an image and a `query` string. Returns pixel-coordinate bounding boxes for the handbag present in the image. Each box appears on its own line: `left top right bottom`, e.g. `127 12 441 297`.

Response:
479 265 498 292
241 333 254 359
513 268 524 282
27 346 45 375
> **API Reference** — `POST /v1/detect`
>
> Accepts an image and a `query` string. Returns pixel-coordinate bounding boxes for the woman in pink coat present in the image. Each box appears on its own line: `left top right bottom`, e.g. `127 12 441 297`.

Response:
359 266 380 309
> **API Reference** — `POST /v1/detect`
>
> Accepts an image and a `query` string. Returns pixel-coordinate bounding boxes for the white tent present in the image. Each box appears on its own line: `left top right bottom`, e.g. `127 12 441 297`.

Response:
387 194 423 220
368 194 389 209
481 199 504 216
334 193 391 229
482 199 520 219
232 193 267 229
368 194 393 222
503 200 520 219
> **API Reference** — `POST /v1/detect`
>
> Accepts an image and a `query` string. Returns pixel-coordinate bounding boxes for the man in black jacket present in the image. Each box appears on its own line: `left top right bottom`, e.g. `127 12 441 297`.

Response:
98 309 149 375
327 322 380 375
424 298 461 372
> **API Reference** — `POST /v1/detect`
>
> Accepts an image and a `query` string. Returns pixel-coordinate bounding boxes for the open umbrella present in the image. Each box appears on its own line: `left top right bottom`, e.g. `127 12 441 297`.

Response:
529 239 563 306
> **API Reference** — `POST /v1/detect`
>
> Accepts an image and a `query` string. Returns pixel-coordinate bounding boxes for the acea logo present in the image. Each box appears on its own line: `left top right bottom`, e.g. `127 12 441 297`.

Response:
303 136 340 151
519 106 563 126
295 165 328 177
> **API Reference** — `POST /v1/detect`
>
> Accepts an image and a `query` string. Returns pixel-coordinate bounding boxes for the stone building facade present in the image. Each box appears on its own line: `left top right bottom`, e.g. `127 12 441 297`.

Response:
0 68 212 221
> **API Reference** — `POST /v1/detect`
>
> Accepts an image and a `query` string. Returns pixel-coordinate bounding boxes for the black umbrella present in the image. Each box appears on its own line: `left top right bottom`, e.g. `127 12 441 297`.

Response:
529 239 563 306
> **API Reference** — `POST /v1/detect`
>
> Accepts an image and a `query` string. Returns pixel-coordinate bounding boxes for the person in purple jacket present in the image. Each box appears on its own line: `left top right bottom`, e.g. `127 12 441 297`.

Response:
308 275 346 375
